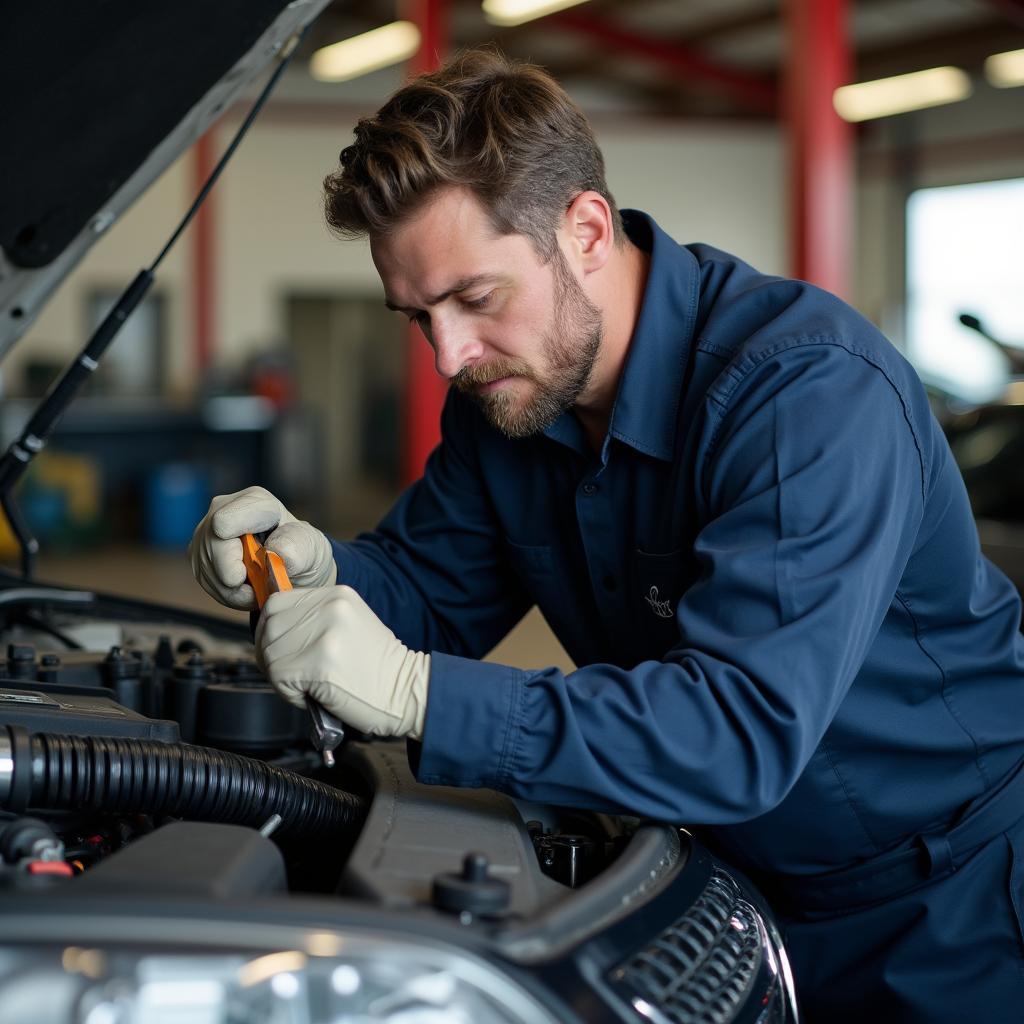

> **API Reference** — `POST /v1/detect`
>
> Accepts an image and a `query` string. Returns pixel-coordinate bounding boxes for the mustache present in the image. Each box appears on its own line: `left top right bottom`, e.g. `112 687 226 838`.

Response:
451 359 533 392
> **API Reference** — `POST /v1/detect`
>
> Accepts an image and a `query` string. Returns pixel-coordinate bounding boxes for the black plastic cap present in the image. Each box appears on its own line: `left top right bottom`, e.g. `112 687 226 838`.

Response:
103 646 140 680
154 635 175 669
432 852 510 916
6 645 36 680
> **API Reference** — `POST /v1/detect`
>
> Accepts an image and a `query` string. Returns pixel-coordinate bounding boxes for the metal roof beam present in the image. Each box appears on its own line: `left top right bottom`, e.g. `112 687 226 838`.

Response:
979 0 1024 30
856 19 1024 79
550 9 777 114
678 4 779 46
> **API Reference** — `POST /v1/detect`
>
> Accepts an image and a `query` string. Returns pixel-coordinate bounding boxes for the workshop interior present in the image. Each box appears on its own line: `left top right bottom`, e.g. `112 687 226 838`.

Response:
0 1 1022 1022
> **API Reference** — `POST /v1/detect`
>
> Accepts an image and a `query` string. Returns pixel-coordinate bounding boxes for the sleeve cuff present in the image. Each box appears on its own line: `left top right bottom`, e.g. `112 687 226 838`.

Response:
412 652 529 789
331 539 367 594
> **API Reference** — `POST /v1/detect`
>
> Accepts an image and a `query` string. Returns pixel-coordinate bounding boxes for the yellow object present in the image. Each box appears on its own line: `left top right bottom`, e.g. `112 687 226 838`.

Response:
0 449 102 561
35 451 101 526
0 506 16 559
241 532 293 609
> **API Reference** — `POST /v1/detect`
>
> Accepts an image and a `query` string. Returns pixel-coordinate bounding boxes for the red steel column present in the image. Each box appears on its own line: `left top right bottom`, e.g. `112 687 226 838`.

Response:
401 0 450 485
784 0 852 299
192 130 217 372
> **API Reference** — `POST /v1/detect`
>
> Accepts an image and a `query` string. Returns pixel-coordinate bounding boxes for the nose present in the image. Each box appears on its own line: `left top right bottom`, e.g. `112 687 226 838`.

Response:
429 315 484 380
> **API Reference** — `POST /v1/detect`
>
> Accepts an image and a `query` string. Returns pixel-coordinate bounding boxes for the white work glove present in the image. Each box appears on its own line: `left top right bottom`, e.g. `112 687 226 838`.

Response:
256 585 430 740
188 485 337 610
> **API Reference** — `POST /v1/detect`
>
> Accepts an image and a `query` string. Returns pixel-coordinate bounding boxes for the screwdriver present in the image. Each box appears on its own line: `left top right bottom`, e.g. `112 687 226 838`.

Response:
243 530 346 768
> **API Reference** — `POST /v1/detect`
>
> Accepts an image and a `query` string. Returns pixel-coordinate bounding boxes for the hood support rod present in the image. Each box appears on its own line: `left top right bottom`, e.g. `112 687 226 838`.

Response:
0 31 305 580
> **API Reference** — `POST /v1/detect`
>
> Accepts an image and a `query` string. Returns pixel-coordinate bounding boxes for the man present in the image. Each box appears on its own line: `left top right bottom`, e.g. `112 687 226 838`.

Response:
190 49 1024 1020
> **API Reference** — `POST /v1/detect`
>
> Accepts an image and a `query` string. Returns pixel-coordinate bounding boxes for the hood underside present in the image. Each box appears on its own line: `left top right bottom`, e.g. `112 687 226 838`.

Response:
0 0 331 361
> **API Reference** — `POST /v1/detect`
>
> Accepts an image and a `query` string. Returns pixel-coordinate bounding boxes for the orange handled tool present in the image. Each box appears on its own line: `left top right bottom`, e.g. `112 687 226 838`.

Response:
243 531 345 768
241 532 292 607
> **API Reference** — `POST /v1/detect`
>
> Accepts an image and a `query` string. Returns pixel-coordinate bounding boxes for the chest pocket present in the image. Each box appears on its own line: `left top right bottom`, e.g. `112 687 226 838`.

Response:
629 547 694 658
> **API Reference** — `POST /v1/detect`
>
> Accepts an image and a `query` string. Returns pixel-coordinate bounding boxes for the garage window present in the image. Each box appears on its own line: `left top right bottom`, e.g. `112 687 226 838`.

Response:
906 177 1024 404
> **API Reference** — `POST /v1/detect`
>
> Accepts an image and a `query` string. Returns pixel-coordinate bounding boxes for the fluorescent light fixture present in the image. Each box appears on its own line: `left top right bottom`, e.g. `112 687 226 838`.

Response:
310 21 421 83
483 0 589 28
833 67 972 122
985 48 1024 88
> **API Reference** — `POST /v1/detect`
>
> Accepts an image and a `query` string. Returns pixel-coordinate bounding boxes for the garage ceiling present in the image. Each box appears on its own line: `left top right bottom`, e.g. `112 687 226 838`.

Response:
301 0 1024 118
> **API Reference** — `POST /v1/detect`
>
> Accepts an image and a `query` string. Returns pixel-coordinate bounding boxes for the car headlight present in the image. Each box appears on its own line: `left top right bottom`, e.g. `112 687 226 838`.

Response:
0 933 559 1024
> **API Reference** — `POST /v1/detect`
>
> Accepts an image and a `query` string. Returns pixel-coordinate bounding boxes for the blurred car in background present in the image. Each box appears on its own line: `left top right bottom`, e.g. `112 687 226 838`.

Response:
929 313 1024 597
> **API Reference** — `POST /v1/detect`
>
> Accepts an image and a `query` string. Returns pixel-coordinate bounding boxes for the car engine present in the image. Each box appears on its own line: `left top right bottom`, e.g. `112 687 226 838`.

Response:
0 577 798 1024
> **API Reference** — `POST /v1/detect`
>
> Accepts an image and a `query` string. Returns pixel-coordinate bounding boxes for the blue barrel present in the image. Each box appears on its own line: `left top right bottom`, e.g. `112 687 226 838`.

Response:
143 464 210 548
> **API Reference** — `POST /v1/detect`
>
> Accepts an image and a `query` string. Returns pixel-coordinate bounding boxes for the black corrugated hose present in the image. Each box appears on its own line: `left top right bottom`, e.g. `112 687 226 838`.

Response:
1 725 365 837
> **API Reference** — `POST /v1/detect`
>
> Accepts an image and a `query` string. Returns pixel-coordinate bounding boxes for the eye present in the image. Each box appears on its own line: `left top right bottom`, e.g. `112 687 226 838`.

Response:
463 292 493 311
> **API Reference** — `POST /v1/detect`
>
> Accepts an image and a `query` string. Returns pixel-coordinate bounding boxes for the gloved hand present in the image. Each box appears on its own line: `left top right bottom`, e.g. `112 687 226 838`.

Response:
188 485 337 609
256 585 430 740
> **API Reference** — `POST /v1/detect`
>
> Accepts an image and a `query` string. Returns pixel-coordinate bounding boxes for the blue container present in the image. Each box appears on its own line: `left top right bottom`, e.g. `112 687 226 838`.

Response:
143 464 210 549
22 485 66 541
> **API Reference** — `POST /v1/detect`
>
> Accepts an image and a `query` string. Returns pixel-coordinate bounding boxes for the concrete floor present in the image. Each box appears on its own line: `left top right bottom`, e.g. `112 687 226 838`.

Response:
33 544 576 673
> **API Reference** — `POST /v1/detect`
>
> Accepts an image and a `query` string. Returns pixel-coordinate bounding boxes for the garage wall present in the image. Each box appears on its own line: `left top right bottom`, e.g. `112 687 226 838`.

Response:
600 123 785 275
5 104 785 398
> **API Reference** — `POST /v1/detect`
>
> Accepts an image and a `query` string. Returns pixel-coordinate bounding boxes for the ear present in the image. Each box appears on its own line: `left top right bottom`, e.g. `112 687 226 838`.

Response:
563 191 614 275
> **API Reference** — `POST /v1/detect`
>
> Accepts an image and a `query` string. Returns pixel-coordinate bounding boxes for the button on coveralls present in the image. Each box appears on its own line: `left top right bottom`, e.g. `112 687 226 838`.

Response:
332 211 1024 1020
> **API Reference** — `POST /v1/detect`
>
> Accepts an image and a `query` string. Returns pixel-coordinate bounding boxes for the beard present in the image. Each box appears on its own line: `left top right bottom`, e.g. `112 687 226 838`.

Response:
451 249 603 439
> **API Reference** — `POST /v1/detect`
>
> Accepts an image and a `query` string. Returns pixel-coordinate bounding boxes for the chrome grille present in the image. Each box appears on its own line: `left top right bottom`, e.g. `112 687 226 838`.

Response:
610 868 764 1024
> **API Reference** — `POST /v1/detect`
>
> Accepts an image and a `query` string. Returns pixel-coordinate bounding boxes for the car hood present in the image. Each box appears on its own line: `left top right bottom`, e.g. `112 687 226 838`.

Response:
0 0 330 362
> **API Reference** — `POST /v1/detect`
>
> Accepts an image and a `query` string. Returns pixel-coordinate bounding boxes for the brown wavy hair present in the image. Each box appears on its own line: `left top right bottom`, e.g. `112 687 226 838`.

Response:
323 47 622 261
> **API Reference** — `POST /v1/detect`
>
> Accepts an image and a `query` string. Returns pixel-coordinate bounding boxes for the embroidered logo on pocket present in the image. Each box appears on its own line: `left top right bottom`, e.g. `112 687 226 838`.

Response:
644 585 674 619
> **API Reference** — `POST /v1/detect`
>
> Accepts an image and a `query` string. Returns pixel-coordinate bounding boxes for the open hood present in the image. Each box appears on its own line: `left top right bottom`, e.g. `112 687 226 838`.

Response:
0 0 331 361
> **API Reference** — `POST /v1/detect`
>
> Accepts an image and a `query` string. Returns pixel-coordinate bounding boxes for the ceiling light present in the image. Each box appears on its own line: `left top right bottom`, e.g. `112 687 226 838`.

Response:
482 0 589 28
310 21 421 83
832 67 972 122
985 48 1024 88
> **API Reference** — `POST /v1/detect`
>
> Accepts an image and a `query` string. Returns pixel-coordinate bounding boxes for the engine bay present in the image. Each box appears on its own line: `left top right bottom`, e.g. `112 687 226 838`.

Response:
0 579 632 910
0 576 800 1024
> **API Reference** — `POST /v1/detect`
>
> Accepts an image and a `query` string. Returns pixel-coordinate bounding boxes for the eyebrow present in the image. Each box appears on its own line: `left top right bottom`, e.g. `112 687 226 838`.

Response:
384 273 502 313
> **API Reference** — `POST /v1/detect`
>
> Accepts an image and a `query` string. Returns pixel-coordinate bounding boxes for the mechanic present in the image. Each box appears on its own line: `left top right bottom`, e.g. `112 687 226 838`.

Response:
190 49 1024 1021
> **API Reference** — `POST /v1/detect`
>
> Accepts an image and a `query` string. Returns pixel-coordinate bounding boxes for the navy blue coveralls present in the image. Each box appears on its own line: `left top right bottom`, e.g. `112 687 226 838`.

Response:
332 211 1024 1020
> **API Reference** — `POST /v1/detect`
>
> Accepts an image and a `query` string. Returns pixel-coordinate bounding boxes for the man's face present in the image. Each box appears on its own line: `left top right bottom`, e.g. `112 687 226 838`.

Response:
371 187 603 438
